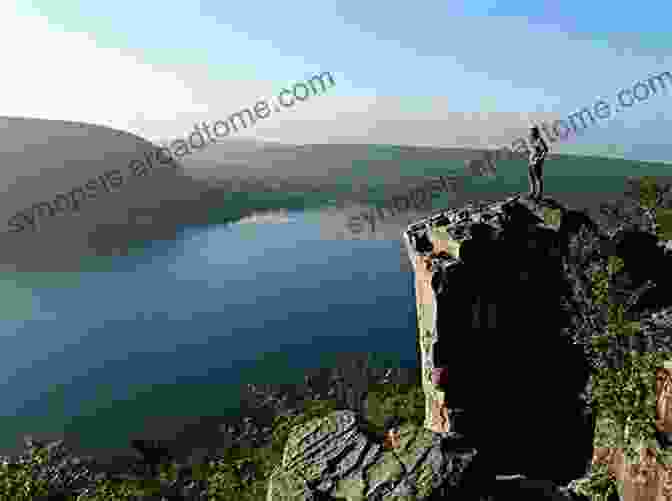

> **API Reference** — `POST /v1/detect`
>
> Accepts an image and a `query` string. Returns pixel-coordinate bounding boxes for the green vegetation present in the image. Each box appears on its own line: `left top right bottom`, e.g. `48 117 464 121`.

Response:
203 384 427 501
566 177 672 501
542 206 563 227
0 449 51 500
638 175 672 241
0 383 427 500
657 208 672 241
571 255 670 501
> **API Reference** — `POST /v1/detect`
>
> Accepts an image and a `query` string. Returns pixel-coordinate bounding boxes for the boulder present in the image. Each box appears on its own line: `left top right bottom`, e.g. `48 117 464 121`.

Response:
266 410 482 501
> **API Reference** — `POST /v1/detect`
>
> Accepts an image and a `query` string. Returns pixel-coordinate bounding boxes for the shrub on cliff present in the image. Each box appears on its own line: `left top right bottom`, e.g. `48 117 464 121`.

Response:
365 381 425 435
0 439 206 500
599 176 672 238
0 438 99 500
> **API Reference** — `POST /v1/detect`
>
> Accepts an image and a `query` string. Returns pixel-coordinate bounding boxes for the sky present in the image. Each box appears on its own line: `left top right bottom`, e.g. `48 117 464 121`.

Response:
2 0 672 161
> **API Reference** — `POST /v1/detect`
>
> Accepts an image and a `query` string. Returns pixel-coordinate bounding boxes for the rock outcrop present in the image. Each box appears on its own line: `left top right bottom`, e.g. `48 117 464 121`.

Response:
266 409 588 501
402 194 598 485
266 410 484 501
266 191 672 501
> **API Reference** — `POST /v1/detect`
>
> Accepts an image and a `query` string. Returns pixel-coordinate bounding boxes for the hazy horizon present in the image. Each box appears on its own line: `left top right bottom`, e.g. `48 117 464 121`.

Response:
1 1 671 163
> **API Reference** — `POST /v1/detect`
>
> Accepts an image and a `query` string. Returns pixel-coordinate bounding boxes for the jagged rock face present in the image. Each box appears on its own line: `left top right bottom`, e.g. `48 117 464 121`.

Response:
403 195 597 485
266 410 481 500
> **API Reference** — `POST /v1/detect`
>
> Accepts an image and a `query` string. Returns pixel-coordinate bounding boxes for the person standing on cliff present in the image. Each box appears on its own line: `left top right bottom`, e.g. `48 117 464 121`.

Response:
528 125 549 200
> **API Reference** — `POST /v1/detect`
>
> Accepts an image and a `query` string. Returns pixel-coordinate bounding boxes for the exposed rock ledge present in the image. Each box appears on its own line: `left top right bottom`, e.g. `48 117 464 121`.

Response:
266 409 582 500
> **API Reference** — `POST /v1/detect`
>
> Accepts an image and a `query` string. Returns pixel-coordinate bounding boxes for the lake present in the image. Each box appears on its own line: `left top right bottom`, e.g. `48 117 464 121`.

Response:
0 206 420 460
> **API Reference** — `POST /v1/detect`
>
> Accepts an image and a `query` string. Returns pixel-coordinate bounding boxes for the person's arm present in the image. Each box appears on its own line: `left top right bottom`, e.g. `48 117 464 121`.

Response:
528 144 538 163
529 138 548 163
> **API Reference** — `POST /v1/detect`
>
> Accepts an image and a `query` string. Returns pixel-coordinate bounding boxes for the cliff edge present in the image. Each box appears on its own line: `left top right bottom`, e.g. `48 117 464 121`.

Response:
266 193 604 500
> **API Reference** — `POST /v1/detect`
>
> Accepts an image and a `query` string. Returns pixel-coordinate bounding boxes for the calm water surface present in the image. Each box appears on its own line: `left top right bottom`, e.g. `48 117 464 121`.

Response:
0 208 418 458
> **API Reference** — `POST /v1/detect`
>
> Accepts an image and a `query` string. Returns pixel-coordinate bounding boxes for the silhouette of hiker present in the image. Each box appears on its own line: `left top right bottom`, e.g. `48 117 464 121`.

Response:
527 125 549 200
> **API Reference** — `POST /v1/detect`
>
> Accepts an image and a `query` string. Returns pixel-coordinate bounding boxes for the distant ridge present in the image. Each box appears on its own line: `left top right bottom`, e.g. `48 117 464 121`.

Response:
0 115 150 145
0 115 669 274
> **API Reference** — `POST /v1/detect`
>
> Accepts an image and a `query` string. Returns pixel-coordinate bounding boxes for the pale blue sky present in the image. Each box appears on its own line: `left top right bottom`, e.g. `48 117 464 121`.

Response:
4 0 672 161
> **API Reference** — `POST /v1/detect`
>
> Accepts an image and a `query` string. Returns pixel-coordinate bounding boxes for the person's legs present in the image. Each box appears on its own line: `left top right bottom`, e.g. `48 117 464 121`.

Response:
527 163 538 197
533 161 544 199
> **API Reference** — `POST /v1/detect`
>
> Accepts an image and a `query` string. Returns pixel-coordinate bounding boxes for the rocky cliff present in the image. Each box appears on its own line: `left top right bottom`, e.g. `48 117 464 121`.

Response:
266 193 603 500
265 190 672 501
403 193 599 485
